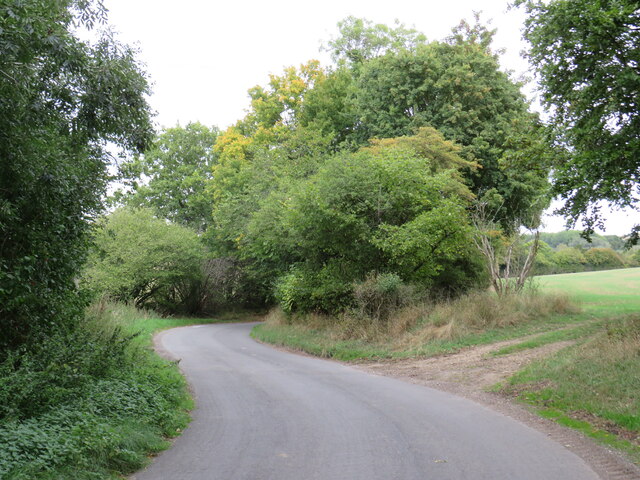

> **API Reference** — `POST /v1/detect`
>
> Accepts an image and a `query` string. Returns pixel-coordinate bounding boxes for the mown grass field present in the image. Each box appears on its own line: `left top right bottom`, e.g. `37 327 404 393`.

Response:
535 267 640 315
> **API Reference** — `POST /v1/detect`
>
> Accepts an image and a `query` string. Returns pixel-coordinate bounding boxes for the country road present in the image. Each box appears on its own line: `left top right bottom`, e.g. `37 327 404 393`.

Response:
131 322 599 480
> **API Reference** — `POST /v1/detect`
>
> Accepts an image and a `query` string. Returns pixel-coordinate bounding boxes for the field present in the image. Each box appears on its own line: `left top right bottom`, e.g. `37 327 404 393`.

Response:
536 267 640 315
502 268 640 462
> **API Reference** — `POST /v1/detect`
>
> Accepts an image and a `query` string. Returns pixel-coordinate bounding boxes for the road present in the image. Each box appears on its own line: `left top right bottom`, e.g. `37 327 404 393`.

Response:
131 322 599 480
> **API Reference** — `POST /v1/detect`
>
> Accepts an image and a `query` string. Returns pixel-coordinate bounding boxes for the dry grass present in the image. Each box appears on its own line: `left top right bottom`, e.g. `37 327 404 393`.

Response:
265 290 580 348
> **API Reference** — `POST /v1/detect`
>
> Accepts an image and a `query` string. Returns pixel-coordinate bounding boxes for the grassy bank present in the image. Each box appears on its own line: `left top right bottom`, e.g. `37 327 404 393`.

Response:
0 301 228 479
252 289 583 360
500 268 640 461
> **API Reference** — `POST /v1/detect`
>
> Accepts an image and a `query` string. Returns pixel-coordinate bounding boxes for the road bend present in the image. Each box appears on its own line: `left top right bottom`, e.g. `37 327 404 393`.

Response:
131 322 599 480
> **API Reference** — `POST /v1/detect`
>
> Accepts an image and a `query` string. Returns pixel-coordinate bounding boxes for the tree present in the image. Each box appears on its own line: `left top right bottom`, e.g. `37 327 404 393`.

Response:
324 16 427 67
517 0 640 241
349 26 552 229
83 208 205 313
256 128 484 313
117 122 219 232
0 0 153 351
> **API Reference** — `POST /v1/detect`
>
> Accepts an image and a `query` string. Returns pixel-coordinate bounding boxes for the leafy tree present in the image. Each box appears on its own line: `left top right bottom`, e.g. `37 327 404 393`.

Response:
0 0 153 351
117 122 219 232
83 208 205 313
554 246 587 271
517 0 640 240
254 129 483 312
584 247 625 270
324 16 427 67
353 36 551 228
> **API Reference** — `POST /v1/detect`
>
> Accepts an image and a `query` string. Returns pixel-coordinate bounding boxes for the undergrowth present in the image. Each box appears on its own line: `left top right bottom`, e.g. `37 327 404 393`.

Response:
253 289 580 359
0 301 192 479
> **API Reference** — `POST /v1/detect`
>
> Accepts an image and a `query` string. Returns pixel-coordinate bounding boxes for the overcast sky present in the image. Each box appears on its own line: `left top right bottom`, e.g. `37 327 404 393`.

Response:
97 0 638 235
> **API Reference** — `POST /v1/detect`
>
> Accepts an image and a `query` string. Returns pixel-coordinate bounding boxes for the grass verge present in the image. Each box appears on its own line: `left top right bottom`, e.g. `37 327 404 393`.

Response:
499 314 640 464
0 300 232 479
252 290 582 360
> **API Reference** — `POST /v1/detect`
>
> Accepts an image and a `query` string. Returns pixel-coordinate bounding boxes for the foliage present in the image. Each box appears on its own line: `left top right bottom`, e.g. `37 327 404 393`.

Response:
584 247 625 270
324 16 427 67
538 230 625 250
518 0 640 241
0 0 153 352
352 35 551 228
0 301 192 478
265 131 482 312
352 272 415 322
199 16 556 314
83 208 205 314
117 123 220 232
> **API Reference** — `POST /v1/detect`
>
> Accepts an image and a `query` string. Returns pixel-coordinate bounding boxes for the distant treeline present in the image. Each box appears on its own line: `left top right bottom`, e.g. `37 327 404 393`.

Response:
528 231 640 275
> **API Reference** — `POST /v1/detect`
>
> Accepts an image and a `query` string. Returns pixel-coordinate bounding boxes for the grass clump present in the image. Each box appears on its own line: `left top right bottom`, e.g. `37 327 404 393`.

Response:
502 315 640 449
0 300 197 479
253 289 580 360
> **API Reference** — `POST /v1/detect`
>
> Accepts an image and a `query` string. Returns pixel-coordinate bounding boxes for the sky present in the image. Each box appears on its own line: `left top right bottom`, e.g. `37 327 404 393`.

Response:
96 0 638 236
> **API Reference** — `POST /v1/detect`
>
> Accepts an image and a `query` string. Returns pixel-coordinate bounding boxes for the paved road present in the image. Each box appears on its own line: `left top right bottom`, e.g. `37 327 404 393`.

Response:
132 323 599 480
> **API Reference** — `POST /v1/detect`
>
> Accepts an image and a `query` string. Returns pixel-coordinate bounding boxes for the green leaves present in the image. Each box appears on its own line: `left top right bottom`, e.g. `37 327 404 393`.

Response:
0 0 153 351
215 130 484 313
83 208 205 313
518 0 640 237
117 123 220 233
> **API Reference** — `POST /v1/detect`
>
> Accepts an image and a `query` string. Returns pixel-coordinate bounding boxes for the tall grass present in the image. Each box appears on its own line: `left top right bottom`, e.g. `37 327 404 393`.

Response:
258 289 579 358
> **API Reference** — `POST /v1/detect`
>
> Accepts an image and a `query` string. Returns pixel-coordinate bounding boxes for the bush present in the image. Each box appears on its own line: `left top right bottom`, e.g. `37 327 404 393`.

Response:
0 302 191 478
83 207 206 314
352 272 415 322
274 263 353 314
584 247 625 270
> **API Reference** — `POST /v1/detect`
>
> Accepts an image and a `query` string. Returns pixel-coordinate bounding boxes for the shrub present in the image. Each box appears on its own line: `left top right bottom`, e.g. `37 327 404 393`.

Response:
274 263 353 314
352 272 415 322
0 301 191 478
584 247 625 270
83 207 206 314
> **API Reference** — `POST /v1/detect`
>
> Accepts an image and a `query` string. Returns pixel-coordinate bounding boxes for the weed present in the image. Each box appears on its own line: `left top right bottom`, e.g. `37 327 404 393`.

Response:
0 300 203 479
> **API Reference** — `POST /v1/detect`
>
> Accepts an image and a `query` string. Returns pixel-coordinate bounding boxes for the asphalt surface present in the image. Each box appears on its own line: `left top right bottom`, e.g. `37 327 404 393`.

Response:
131 322 600 480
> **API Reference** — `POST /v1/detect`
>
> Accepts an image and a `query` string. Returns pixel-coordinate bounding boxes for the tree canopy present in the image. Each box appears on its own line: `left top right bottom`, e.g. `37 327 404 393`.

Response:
518 0 640 240
0 0 153 351
117 122 219 232
83 207 205 313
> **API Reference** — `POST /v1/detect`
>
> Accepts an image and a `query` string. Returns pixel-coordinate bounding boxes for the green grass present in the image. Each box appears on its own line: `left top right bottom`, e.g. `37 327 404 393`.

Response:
537 408 640 464
489 321 604 357
0 301 239 479
501 269 640 463
536 267 640 315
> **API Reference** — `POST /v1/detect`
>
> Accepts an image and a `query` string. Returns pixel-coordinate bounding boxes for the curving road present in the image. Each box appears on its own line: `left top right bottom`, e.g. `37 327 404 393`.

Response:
131 323 599 480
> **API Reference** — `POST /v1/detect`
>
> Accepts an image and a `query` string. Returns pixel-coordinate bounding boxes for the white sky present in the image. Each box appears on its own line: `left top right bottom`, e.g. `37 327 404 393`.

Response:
98 0 638 236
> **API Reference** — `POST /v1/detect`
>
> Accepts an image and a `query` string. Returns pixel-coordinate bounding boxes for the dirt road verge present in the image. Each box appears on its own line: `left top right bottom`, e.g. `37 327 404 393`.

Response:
353 339 640 480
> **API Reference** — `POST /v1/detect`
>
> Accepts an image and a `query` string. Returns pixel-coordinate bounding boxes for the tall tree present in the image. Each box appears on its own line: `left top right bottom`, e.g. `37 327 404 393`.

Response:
518 0 640 241
0 0 153 351
325 16 427 67
117 122 219 232
353 36 551 228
